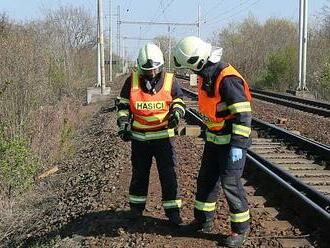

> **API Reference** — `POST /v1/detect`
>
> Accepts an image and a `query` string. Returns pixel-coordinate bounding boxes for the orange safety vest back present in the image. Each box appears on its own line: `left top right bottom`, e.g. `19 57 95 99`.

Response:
198 64 252 131
130 71 173 131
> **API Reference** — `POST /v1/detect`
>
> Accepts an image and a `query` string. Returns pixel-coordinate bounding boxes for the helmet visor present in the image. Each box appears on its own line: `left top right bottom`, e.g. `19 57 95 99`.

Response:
140 59 162 70
140 66 163 80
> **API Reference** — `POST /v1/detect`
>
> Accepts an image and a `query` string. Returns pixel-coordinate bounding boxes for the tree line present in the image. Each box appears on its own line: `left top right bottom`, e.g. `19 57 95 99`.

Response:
210 6 330 99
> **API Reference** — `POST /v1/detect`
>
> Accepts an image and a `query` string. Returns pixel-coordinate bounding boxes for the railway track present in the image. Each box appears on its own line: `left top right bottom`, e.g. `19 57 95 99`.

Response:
181 86 330 243
251 89 330 118
176 74 330 117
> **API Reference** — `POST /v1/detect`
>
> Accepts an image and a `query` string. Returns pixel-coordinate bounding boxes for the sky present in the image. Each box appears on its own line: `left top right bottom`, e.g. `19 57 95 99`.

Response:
0 0 328 59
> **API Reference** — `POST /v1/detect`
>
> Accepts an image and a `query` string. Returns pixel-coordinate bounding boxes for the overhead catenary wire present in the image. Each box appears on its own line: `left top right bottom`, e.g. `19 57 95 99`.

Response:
207 0 262 26
120 0 200 61
206 0 259 25
160 0 175 21
203 0 227 20
123 0 164 60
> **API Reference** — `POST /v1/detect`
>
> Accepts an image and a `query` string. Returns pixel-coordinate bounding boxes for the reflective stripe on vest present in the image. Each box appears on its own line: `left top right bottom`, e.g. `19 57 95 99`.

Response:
206 132 231 145
198 64 252 131
130 72 173 132
131 128 175 141
131 120 168 130
204 119 225 131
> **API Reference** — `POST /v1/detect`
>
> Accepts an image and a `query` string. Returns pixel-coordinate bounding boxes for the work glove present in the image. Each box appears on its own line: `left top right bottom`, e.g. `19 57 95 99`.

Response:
229 146 243 162
118 122 131 142
168 111 181 129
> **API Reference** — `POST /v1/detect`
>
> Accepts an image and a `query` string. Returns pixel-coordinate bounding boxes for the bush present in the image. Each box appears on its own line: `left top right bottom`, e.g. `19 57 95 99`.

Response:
0 128 39 198
319 61 330 100
255 46 297 91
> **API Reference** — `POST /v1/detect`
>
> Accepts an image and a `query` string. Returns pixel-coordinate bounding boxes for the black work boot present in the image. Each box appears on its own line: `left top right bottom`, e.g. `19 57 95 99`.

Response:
166 211 183 226
224 229 249 248
126 208 143 220
181 219 213 233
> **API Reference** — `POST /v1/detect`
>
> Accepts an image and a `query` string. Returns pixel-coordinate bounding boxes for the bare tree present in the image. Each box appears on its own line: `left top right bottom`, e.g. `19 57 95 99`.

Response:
39 5 97 84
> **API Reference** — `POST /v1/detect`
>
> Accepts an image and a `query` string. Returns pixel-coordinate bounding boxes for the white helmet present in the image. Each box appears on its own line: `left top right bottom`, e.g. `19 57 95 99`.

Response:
137 43 164 78
173 36 212 71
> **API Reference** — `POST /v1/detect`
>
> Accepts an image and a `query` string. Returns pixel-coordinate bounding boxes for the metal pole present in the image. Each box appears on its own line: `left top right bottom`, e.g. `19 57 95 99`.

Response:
302 0 308 90
99 0 106 94
109 0 113 82
168 26 171 71
97 0 101 87
117 5 120 57
122 38 125 73
298 0 304 90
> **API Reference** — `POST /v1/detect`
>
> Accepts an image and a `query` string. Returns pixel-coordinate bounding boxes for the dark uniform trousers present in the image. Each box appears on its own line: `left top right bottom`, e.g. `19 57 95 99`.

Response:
194 141 250 233
129 138 180 215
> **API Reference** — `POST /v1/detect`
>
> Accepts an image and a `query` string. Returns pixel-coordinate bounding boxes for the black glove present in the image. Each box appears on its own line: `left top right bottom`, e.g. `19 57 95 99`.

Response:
118 122 131 142
168 111 181 129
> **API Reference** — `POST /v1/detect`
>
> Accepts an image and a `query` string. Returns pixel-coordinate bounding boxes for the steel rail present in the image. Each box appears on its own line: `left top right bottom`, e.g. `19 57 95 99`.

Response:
252 92 330 117
252 118 330 160
246 154 330 235
251 88 330 110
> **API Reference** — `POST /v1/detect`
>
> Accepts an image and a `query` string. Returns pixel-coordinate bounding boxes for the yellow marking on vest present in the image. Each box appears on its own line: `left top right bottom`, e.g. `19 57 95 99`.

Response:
135 101 167 110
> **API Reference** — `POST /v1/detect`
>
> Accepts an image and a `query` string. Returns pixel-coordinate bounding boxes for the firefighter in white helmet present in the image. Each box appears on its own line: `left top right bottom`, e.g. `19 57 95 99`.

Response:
174 36 252 247
116 43 186 226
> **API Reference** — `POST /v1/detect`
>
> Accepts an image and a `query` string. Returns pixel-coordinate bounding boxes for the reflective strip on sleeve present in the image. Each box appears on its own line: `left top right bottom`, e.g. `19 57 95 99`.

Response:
172 98 185 105
230 210 250 223
131 129 175 141
232 124 251 137
117 109 129 118
129 194 147 204
195 200 216 212
172 103 185 115
227 102 251 114
206 132 231 145
162 199 182 209
119 97 130 104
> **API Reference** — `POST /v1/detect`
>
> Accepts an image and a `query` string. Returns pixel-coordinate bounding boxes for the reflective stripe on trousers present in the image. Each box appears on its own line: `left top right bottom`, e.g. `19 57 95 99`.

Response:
194 141 250 233
129 139 180 214
129 194 147 204
163 199 182 209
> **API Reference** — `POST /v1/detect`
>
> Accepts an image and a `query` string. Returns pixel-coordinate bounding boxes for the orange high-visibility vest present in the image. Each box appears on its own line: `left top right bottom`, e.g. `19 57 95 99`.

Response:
130 71 173 131
198 64 252 131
